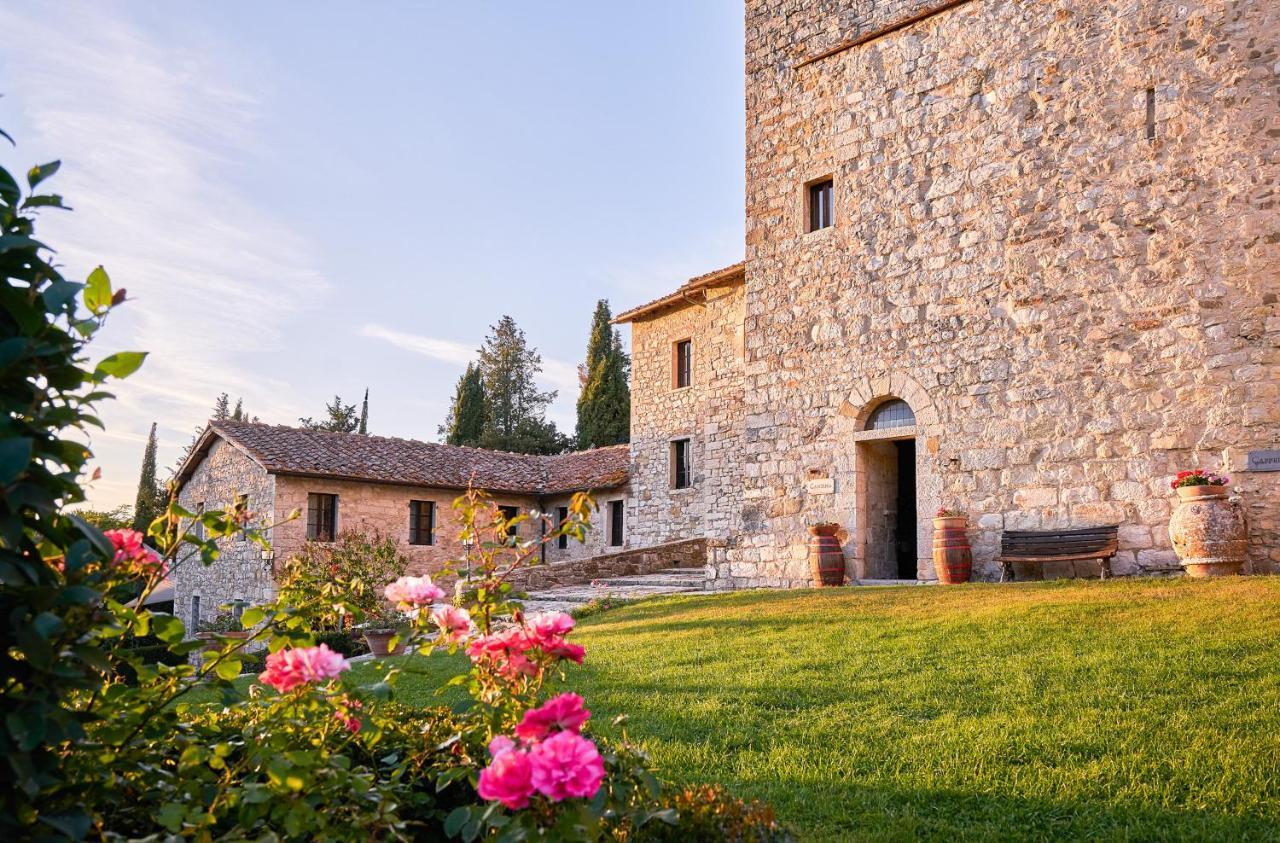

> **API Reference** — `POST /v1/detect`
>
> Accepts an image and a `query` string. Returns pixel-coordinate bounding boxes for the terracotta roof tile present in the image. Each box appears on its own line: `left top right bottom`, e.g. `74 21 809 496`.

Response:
613 262 745 324
184 421 629 496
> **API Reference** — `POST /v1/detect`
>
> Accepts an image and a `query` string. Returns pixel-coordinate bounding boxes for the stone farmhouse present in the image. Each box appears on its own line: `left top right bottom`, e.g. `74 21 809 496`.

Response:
174 0 1279 624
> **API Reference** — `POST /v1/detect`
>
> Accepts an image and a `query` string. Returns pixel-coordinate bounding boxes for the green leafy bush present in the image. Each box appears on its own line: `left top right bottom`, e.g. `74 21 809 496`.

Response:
315 629 368 658
0 128 784 842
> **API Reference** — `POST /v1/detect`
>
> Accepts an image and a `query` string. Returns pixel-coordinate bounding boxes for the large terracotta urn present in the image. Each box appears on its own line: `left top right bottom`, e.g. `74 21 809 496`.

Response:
1169 486 1248 577
807 523 846 587
932 516 972 584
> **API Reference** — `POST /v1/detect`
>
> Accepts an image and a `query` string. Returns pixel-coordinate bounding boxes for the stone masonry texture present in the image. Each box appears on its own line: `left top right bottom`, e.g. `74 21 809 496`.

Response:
723 0 1280 585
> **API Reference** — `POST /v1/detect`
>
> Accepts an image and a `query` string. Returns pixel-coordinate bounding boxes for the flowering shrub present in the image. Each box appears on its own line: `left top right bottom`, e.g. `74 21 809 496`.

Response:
0 131 789 841
1172 469 1229 490
935 507 966 519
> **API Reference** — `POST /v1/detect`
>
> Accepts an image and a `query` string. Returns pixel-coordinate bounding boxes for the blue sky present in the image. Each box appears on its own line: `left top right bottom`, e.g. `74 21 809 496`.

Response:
0 2 745 508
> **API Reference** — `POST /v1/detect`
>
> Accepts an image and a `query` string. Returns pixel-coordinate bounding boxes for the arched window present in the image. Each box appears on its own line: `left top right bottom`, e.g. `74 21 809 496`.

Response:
865 398 915 431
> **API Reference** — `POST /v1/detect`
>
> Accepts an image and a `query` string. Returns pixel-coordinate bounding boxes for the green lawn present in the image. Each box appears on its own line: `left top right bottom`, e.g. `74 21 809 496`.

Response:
208 578 1280 840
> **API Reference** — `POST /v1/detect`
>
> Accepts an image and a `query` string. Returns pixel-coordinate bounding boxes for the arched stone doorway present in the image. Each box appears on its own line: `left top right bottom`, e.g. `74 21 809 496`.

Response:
858 398 919 579
832 376 942 583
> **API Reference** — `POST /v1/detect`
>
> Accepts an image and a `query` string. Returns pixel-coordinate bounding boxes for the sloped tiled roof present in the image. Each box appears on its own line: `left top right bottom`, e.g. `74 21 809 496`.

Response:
178 421 629 496
613 262 745 324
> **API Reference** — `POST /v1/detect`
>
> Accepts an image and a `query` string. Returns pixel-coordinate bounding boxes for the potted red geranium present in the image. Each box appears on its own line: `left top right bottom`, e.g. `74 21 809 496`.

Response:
1171 469 1229 502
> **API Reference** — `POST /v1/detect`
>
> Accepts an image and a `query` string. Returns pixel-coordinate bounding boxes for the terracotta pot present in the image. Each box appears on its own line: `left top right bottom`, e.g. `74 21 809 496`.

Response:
363 629 405 658
932 519 972 584
807 526 845 587
1175 484 1226 502
1169 487 1247 577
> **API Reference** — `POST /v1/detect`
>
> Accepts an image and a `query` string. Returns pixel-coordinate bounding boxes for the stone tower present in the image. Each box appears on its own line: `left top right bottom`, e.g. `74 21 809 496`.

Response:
727 0 1280 585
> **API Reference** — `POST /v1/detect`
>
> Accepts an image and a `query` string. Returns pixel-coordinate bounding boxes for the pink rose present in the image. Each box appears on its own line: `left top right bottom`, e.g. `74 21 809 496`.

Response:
103 528 168 578
258 643 350 693
529 730 605 802
515 693 590 743
384 575 446 609
526 611 575 640
333 697 362 733
430 605 474 644
477 739 535 809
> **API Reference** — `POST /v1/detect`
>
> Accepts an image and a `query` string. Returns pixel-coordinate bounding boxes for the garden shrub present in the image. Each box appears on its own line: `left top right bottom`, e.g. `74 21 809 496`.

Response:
0 128 786 841
315 628 368 658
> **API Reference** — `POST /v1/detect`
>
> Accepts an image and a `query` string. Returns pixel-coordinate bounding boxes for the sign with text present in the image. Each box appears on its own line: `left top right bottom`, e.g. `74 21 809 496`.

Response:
1247 450 1280 472
806 478 836 495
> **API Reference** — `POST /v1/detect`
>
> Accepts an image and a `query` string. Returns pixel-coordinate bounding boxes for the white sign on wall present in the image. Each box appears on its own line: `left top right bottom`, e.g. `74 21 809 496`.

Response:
806 478 836 495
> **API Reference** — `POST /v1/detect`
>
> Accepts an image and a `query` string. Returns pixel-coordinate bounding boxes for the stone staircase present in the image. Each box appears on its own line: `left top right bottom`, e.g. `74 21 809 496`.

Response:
519 567 706 614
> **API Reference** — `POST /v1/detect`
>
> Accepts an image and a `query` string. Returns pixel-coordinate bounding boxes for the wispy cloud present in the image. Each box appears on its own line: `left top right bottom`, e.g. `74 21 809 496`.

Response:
0 5 328 506
359 324 474 366
361 322 582 417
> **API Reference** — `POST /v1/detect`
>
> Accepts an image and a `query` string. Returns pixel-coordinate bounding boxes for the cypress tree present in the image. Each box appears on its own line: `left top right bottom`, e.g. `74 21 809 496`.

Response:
212 393 230 421
441 363 486 446
231 398 244 421
132 422 164 532
358 388 369 434
576 300 631 448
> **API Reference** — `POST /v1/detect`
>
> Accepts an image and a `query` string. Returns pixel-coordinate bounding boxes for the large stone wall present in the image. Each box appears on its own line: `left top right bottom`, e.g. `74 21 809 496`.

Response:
627 282 747 548
731 0 1280 585
272 474 543 577
173 439 278 630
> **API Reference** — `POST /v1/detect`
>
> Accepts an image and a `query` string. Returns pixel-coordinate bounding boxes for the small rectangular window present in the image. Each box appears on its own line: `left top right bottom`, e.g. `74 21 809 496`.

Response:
409 500 435 546
671 439 692 489
808 178 833 232
556 506 569 550
307 493 338 542
1145 86 1157 140
232 598 244 623
498 505 520 542
193 501 205 540
191 595 201 630
674 340 692 389
609 500 625 547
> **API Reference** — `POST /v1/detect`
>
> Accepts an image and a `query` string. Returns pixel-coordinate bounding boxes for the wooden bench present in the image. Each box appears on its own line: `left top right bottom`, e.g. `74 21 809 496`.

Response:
998 525 1120 582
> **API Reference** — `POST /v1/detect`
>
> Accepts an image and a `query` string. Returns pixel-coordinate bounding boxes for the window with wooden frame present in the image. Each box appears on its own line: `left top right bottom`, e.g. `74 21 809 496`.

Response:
673 339 692 389
671 439 692 489
556 506 569 550
807 177 834 232
608 500 625 547
409 500 435 546
306 493 338 542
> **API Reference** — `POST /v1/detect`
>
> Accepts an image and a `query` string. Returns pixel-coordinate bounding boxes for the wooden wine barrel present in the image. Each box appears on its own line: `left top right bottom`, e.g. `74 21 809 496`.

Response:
932 517 972 584
807 524 846 587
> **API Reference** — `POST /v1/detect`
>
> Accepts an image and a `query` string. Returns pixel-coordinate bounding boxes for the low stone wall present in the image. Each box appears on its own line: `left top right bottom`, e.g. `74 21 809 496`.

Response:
505 538 708 592
704 538 813 590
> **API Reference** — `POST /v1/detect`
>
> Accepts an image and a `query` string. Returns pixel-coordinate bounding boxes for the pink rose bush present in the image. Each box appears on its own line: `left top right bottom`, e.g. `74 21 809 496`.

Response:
384 574 446 609
477 695 605 809
103 528 168 578
259 643 351 693
466 610 585 683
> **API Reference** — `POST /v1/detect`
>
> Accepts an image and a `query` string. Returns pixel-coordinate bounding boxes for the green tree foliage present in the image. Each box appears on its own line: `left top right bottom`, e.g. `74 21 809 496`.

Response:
357 387 369 434
212 392 230 420
70 504 134 531
131 422 164 532
440 362 487 446
231 397 245 421
476 316 568 454
575 299 631 448
299 394 360 433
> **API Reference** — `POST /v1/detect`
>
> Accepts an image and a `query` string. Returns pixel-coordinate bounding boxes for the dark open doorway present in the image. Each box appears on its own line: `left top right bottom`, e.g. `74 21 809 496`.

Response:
894 439 917 579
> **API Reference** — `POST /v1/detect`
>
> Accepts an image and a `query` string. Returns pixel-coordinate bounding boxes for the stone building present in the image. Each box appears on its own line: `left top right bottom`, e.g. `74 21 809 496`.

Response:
172 422 629 629
618 0 1279 587
175 0 1278 613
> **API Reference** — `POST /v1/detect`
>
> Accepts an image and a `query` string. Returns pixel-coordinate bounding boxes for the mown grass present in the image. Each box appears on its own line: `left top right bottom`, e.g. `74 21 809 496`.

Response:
196 578 1280 840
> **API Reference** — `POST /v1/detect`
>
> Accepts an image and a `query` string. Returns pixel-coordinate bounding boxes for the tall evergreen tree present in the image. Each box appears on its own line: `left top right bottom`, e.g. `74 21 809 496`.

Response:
299 395 360 433
476 316 566 454
440 363 487 446
358 388 369 434
576 300 631 448
212 393 230 421
132 422 164 532
231 398 245 421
